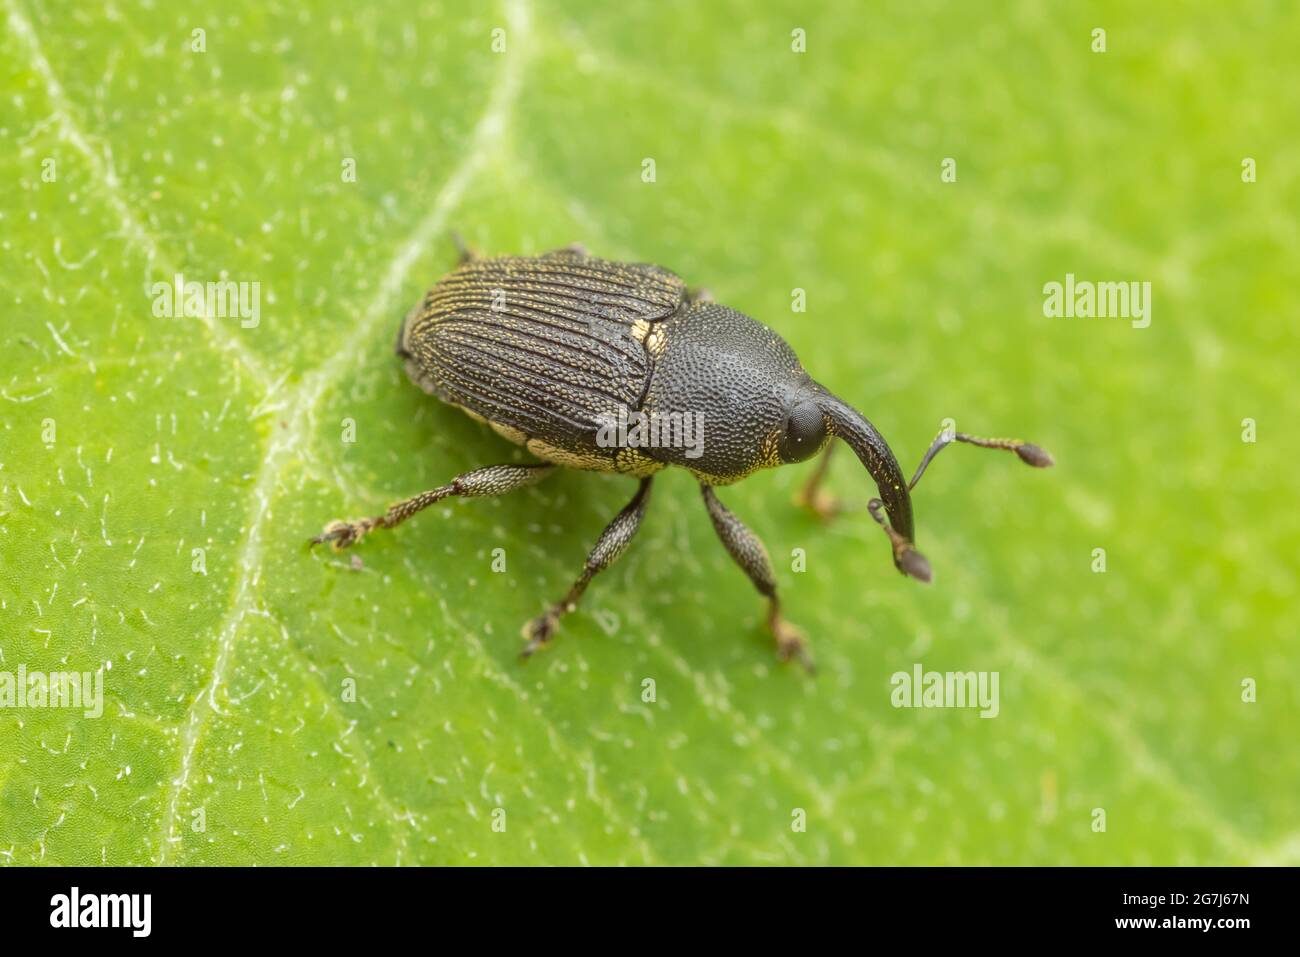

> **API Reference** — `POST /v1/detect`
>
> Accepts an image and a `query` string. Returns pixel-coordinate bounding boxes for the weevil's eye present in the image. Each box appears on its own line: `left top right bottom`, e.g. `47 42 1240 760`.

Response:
779 400 828 463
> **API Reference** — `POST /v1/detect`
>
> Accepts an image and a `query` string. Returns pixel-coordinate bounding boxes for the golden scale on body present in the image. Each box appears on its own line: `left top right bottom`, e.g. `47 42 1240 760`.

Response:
311 235 1054 672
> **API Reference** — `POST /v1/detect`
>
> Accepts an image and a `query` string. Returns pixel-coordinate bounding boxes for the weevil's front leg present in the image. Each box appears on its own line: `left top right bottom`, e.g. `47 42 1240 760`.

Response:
866 496 931 581
701 485 813 673
310 463 554 550
520 477 653 658
793 442 848 522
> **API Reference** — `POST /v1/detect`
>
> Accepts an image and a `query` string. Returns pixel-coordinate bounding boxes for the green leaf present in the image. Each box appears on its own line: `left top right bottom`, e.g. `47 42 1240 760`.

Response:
2 0 1296 865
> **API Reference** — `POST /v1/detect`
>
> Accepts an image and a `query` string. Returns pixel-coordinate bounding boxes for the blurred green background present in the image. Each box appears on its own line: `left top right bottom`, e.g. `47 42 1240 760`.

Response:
1 0 1296 865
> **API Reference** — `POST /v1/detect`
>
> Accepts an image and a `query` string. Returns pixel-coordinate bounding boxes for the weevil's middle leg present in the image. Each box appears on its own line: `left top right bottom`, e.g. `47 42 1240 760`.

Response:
310 463 554 550
701 484 814 673
794 442 849 522
520 477 653 659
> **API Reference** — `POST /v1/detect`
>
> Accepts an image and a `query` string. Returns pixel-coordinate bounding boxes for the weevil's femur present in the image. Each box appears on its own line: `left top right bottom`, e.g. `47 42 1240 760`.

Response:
819 393 915 544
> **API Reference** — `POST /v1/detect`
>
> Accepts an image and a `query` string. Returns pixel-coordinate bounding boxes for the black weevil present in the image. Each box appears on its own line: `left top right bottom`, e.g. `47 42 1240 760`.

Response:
311 239 1053 670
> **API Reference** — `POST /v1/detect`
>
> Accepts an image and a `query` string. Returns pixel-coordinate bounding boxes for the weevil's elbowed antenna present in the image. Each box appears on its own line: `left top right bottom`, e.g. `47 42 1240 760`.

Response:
817 392 1055 584
819 394 932 582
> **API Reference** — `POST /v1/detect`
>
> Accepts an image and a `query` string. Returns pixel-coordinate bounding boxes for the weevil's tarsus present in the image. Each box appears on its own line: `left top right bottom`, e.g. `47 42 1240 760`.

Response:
519 605 563 659
520 477 653 659
769 604 815 673
702 484 814 672
309 463 553 551
867 496 932 583
896 546 932 583
311 517 374 551
909 429 1056 492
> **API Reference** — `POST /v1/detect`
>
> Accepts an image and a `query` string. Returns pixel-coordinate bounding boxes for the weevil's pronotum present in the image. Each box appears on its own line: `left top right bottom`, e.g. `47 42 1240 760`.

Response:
311 239 1053 670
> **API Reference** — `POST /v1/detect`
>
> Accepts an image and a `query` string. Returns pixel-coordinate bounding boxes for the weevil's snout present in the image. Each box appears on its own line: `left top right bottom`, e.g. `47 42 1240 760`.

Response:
816 392 930 581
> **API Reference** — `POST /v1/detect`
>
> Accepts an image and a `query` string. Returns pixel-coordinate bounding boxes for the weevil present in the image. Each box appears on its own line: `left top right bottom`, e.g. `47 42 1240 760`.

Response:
311 238 1053 670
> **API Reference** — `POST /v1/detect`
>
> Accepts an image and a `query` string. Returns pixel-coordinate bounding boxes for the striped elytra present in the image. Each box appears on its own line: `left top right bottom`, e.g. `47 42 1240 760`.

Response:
398 250 688 472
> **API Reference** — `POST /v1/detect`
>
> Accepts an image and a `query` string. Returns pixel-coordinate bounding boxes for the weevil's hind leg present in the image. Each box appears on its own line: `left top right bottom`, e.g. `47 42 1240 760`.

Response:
701 485 813 673
521 477 653 658
310 463 554 551
450 229 481 264
793 442 849 522
908 428 1054 492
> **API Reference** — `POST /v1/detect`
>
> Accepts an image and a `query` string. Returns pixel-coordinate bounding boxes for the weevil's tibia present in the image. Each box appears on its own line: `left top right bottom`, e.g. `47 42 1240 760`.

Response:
908 429 1055 492
520 477 654 659
309 463 554 550
701 485 814 673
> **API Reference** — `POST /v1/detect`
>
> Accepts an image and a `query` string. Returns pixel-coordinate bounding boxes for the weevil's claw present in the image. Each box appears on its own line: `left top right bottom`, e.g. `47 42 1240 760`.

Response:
519 609 560 660
896 544 932 583
310 518 370 551
1015 443 1055 468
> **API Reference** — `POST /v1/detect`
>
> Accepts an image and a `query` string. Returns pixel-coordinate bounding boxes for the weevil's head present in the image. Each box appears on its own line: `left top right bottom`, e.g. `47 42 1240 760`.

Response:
643 304 927 580
642 303 835 482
